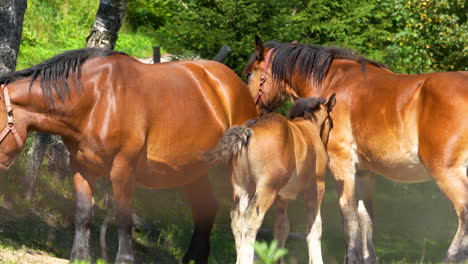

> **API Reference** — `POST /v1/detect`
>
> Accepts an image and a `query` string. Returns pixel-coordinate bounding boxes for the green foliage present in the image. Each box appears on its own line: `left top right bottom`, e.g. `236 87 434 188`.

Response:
156 0 304 73
153 0 466 74
18 0 466 74
254 240 288 264
18 0 97 69
124 0 174 32
18 0 158 70
386 0 468 73
289 0 394 62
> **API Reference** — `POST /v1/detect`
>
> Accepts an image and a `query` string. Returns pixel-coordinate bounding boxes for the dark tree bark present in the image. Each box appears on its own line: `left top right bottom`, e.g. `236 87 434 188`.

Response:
0 0 27 74
86 0 128 49
24 133 71 201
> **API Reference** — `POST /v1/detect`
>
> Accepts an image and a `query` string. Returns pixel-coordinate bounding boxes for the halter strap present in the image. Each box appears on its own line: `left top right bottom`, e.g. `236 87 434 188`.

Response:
0 84 24 149
254 49 273 108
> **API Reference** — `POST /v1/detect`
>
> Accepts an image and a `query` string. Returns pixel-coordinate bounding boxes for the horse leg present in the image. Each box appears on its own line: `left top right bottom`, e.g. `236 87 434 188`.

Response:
236 184 278 264
110 156 136 264
356 170 376 263
418 158 468 262
328 152 363 263
231 183 249 260
182 173 218 264
273 196 289 264
303 173 325 264
70 171 95 262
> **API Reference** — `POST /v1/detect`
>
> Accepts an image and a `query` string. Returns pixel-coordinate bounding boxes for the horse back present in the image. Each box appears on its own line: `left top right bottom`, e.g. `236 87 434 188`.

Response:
79 55 257 187
338 70 467 182
417 71 468 172
245 114 323 196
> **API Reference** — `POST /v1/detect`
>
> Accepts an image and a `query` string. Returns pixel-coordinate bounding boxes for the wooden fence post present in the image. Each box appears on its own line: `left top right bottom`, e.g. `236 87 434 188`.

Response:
153 46 161 63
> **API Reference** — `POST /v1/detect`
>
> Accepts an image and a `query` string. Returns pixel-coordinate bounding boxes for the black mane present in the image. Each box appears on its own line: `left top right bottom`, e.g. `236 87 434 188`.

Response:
244 41 387 89
288 97 326 119
0 48 126 106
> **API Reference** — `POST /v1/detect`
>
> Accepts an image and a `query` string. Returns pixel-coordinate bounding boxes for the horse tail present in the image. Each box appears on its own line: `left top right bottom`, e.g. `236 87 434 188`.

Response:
203 125 252 165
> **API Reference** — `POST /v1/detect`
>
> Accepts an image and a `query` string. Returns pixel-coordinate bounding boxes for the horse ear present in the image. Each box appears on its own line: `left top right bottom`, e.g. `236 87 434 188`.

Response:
326 93 337 112
254 35 264 61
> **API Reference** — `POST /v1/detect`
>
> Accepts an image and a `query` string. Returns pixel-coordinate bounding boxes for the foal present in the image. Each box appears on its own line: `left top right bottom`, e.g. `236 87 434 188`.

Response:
205 95 335 264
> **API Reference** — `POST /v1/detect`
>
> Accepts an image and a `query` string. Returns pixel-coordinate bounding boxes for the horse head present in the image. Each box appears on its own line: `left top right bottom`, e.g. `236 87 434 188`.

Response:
243 36 290 113
0 84 27 171
288 94 336 145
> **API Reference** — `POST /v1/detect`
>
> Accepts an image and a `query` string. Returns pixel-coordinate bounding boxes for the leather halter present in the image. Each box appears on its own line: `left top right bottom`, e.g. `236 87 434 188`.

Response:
0 84 24 150
253 49 273 108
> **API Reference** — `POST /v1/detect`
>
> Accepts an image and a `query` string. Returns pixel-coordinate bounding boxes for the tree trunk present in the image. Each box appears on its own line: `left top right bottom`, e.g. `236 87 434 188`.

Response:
86 0 128 49
0 0 27 74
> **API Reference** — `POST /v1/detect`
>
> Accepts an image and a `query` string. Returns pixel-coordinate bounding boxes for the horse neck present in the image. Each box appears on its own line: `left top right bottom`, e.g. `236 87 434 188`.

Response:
292 118 320 137
292 59 383 98
9 79 90 141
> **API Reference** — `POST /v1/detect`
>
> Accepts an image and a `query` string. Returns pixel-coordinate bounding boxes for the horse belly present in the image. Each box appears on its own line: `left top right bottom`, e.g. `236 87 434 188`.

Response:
135 154 207 189
358 142 431 183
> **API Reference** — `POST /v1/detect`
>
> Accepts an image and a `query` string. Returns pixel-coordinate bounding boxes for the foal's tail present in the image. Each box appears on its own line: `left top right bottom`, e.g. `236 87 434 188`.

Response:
203 125 252 165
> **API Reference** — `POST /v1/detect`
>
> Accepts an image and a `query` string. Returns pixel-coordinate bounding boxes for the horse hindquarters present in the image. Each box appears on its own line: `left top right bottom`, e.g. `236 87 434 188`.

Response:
418 76 468 262
230 145 286 264
231 180 279 264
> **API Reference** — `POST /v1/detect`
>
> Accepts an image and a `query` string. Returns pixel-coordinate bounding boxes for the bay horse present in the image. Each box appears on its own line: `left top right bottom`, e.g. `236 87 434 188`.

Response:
204 95 336 264
243 37 468 263
0 48 257 264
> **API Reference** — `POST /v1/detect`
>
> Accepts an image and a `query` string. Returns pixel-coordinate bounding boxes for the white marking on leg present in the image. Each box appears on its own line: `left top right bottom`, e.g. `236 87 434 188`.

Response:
237 235 255 264
239 194 249 213
358 200 372 259
307 214 323 264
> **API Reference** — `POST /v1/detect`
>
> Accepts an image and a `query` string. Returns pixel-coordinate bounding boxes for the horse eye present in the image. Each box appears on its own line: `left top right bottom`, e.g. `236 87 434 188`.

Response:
246 73 252 81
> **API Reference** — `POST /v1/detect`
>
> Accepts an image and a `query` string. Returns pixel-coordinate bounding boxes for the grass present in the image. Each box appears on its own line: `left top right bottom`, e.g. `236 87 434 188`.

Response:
17 0 158 71
0 158 458 264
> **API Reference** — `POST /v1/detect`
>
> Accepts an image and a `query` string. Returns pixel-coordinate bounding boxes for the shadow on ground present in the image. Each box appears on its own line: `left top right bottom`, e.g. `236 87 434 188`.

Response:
0 160 458 263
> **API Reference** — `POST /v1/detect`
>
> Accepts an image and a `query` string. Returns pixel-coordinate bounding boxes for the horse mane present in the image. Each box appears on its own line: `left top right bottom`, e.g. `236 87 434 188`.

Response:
0 48 126 106
287 97 326 119
244 41 388 89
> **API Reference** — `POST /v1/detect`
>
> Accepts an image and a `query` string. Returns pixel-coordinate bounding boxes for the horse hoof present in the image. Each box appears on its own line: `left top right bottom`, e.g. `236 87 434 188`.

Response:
364 255 377 264
115 254 134 264
444 253 468 263
69 248 90 263
345 248 364 264
182 255 208 264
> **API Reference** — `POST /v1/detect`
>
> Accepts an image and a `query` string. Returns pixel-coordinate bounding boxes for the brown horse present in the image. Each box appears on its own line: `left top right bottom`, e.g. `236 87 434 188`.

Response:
204 95 336 264
0 48 257 264
243 37 468 263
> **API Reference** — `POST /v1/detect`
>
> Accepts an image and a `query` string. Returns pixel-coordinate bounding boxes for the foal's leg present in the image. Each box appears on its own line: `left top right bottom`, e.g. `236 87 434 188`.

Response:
273 196 289 264
110 156 136 264
70 171 95 262
231 183 250 261
356 170 376 263
183 173 218 264
303 175 325 264
328 150 363 263
236 185 278 264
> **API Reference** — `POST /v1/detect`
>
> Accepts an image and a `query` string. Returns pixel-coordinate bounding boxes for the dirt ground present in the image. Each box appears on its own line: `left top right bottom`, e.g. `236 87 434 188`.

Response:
0 246 68 264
